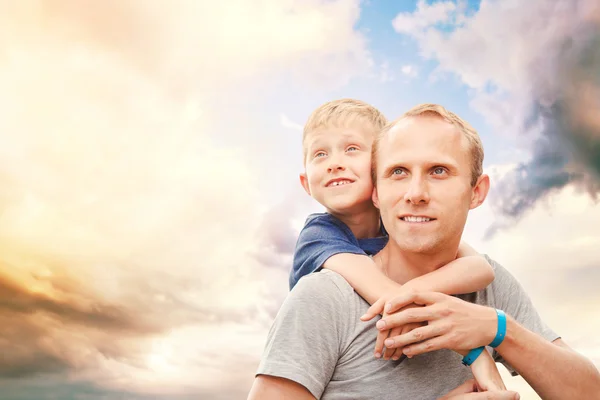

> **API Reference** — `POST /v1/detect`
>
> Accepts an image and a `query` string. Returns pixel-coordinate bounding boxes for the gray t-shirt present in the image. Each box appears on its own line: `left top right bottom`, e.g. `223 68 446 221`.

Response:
256 257 559 399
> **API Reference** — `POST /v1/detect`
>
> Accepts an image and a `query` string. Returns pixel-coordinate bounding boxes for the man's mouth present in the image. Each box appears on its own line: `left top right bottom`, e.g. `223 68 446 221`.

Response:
326 179 354 187
400 216 435 223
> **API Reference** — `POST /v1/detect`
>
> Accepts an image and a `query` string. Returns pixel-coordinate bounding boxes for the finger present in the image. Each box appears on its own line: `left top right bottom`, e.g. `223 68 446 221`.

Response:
385 323 446 350
383 327 402 360
376 305 436 331
386 290 441 314
391 323 417 360
361 298 385 321
403 335 447 357
374 328 389 358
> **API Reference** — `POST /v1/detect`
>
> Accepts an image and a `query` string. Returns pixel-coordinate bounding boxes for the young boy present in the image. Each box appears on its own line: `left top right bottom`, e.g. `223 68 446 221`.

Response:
290 98 504 391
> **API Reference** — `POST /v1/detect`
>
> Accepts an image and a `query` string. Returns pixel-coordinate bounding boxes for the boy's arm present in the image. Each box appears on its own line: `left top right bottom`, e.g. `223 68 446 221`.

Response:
322 253 400 305
404 241 494 294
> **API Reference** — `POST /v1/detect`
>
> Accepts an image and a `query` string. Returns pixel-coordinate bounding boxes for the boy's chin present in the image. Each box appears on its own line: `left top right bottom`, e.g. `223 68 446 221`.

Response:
325 198 376 214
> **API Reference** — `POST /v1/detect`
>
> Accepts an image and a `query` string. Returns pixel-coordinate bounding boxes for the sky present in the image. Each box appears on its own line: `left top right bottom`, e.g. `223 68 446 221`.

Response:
0 1 599 399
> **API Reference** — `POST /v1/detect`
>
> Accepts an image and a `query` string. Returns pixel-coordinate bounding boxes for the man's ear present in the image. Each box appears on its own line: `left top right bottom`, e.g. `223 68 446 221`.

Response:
372 186 380 209
469 173 490 210
299 173 311 196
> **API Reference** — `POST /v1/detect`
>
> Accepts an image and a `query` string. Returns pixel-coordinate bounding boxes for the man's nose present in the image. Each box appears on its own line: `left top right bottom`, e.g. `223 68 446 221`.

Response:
404 176 430 205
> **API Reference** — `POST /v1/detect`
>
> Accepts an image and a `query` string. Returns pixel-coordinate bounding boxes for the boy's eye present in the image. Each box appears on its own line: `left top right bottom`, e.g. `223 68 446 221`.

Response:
392 168 406 176
432 167 447 175
314 151 326 158
346 146 359 152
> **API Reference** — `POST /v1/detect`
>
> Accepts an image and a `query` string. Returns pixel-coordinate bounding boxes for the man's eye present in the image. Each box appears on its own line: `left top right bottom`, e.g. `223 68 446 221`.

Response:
432 167 447 175
314 151 326 158
346 146 359 152
392 168 405 175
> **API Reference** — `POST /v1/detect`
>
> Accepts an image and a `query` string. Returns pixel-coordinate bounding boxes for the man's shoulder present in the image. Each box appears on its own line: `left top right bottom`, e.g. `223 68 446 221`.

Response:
482 254 520 288
293 269 356 301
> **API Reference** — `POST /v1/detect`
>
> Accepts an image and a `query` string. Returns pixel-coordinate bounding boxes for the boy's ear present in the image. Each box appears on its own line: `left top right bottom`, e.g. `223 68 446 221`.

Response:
372 187 380 209
299 173 311 195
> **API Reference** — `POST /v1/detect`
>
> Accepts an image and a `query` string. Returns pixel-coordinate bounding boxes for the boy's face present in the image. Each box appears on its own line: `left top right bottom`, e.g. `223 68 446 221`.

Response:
300 125 374 215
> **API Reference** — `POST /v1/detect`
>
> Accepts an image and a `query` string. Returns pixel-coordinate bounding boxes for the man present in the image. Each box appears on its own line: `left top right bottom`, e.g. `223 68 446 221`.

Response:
248 104 600 399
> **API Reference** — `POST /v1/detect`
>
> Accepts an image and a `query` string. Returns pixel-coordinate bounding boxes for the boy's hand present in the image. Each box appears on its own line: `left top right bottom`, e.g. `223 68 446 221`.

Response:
470 350 506 392
380 304 425 360
360 287 426 361
439 379 520 400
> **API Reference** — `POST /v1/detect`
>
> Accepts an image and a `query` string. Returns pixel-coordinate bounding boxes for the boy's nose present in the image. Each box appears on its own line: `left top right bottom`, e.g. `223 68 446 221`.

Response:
327 163 345 173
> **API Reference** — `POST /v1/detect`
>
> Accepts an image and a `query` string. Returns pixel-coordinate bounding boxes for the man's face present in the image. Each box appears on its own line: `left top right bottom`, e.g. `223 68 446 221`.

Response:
373 115 487 254
301 125 374 216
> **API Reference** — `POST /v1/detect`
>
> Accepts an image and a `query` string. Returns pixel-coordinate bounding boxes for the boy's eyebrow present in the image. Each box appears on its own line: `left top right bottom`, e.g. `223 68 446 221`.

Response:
307 132 368 149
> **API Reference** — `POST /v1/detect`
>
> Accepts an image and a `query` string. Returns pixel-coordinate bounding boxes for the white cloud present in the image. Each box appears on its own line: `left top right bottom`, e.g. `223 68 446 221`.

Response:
400 64 419 79
390 0 589 129
379 61 395 82
392 0 457 34
0 0 373 397
280 114 304 131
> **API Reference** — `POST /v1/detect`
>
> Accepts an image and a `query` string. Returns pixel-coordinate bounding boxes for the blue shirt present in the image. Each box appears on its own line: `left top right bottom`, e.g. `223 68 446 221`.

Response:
289 213 389 290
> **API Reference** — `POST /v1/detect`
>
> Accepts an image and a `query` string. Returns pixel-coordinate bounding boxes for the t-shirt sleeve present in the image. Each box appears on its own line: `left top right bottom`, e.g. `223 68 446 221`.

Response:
485 256 560 376
289 215 365 290
256 272 351 398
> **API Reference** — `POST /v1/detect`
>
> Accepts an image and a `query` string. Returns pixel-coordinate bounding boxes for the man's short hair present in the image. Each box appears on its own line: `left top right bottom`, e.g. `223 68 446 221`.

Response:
303 98 388 163
372 103 484 187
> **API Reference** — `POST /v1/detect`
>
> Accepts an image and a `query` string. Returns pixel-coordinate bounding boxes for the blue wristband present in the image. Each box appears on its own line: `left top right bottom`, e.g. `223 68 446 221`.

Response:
462 346 485 366
489 309 507 348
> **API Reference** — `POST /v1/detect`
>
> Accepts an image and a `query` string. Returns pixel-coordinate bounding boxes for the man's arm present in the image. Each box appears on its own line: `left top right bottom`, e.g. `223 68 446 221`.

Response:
495 321 600 400
372 293 600 400
248 375 315 400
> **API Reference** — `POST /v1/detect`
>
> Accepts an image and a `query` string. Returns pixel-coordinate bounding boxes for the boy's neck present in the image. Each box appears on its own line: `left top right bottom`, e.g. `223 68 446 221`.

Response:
374 241 459 285
330 205 381 240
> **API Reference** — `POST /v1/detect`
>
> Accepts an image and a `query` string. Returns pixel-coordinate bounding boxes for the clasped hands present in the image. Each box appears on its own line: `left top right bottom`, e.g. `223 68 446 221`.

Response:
360 286 498 361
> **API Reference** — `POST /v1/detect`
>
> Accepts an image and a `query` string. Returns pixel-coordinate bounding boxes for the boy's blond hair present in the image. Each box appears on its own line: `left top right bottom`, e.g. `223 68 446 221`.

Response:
372 103 484 187
302 98 388 163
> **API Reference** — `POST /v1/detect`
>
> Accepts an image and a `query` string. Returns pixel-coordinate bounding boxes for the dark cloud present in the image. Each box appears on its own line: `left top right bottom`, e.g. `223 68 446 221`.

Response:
487 16 600 237
0 274 157 334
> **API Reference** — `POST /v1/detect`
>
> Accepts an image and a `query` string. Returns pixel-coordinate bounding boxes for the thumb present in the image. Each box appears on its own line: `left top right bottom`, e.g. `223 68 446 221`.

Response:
360 298 385 321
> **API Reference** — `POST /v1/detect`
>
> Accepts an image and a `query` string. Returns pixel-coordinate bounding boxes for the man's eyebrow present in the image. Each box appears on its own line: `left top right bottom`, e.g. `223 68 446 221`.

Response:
379 160 459 176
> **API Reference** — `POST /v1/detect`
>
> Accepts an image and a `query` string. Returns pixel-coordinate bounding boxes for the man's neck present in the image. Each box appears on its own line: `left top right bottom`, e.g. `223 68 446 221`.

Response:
375 242 459 285
330 205 381 240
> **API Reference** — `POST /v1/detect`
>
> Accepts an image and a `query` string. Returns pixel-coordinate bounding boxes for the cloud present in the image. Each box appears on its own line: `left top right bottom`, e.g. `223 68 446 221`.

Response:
0 0 371 398
391 0 600 235
379 61 395 82
460 165 600 397
280 114 304 131
392 0 458 34
400 64 419 79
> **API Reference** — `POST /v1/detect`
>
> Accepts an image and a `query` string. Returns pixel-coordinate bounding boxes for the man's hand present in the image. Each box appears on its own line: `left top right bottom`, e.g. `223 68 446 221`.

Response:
361 288 425 360
374 290 498 356
439 379 520 400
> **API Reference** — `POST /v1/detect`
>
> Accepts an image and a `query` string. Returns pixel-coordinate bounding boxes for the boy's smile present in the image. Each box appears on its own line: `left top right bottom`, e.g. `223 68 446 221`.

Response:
326 177 354 187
